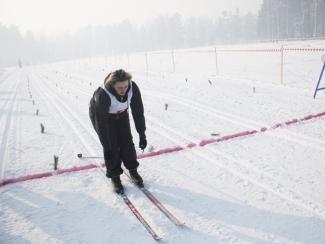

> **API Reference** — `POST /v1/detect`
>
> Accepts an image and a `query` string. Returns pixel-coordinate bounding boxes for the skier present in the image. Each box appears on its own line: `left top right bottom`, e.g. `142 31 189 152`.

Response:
89 69 147 194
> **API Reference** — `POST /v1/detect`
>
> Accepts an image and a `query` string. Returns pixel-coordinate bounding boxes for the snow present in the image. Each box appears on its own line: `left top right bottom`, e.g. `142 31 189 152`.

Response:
1 40 325 243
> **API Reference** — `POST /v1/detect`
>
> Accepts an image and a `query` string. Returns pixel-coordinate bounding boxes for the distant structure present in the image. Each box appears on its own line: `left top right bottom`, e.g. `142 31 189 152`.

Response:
18 59 23 68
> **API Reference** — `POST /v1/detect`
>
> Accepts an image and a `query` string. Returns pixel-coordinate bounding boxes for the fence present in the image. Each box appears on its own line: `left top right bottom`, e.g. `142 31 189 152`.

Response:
78 43 325 88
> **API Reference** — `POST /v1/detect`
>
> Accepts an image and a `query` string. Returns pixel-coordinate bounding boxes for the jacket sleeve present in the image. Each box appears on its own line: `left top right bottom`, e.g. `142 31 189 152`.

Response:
93 90 111 149
130 82 146 135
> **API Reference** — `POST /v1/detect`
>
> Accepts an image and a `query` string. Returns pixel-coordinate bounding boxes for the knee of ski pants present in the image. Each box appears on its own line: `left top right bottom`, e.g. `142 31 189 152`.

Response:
106 167 123 178
123 160 139 171
119 145 137 163
103 148 120 160
103 149 123 176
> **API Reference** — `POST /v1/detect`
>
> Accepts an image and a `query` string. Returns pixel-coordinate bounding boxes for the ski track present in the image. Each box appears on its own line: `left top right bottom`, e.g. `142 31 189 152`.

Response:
6 80 22 177
0 71 21 180
31 69 251 242
31 73 91 168
3 66 324 243
31 71 168 241
142 89 325 152
32 72 97 163
145 112 325 218
43 67 325 217
17 67 325 242
0 69 15 86
34 67 325 219
142 90 325 206
0 74 18 122
42 66 325 151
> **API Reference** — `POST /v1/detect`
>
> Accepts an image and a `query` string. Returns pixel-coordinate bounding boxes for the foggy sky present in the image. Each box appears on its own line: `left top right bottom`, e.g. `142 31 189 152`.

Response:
0 0 262 37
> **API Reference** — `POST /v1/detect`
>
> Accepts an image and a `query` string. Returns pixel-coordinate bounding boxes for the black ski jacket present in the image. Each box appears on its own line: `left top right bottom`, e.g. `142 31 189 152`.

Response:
89 81 146 149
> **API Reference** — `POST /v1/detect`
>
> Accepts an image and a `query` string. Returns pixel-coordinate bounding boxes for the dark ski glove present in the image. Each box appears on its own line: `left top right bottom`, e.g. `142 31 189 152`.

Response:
139 132 147 150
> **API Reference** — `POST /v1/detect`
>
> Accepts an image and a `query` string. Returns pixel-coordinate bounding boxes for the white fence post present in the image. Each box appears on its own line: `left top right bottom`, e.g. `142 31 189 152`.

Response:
171 50 176 73
145 52 149 73
280 45 284 84
145 52 149 81
214 47 219 76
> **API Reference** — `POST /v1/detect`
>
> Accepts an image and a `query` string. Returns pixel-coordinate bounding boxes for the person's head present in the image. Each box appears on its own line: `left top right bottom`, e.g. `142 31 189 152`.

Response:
104 69 132 96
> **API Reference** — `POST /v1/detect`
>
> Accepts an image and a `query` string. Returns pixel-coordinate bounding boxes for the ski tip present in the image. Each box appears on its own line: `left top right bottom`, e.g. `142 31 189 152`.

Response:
177 222 190 229
117 192 126 196
154 236 162 241
178 223 188 229
176 222 186 226
115 190 126 196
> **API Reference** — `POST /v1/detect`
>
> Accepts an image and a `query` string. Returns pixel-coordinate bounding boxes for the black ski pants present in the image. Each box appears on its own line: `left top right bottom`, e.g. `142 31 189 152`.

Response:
90 111 139 178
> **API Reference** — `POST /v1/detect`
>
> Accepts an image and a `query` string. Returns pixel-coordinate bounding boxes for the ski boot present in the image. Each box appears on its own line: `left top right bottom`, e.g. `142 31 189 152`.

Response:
111 176 124 194
129 169 144 188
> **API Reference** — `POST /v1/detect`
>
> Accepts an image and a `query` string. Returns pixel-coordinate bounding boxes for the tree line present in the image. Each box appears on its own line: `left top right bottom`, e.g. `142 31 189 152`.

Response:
258 0 325 40
0 0 324 68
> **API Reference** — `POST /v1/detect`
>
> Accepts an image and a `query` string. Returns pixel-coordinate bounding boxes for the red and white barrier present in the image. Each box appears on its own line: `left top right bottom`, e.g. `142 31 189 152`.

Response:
284 48 325 52
0 164 102 187
1 110 324 188
172 47 325 53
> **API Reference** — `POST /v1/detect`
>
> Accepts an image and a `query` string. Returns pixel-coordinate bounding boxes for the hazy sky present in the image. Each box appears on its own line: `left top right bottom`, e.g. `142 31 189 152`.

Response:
0 0 263 37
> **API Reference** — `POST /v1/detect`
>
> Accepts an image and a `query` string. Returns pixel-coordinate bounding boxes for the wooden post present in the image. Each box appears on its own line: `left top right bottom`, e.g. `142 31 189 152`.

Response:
145 52 149 81
145 52 149 73
214 47 219 76
280 45 284 84
171 50 176 73
54 155 59 171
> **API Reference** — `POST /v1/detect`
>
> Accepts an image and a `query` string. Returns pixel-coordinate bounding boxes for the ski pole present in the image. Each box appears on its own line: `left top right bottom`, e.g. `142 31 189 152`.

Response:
77 153 102 159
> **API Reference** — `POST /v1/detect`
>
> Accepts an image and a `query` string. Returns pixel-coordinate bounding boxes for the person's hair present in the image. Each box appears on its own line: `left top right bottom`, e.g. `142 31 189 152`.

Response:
104 69 132 86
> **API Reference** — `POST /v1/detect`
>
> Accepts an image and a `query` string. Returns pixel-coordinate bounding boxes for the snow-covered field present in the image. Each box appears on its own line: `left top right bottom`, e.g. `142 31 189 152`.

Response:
1 40 325 243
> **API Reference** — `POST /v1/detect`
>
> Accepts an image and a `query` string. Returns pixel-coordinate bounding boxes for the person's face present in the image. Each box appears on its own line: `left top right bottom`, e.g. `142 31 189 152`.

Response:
113 80 129 96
